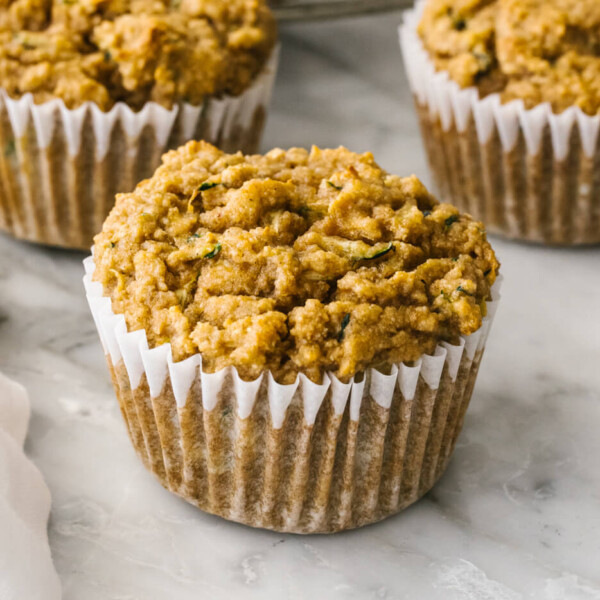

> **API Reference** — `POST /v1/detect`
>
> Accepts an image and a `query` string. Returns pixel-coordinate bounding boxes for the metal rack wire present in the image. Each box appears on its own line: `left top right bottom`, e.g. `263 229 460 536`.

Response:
271 0 411 21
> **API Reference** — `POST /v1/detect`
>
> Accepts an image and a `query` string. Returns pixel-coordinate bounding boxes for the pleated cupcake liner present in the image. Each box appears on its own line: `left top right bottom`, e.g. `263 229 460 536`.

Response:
84 255 502 533
399 3 600 246
0 48 279 250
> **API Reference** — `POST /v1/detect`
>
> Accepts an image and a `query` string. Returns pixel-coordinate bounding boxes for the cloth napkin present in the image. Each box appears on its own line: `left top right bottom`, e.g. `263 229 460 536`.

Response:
0 372 61 600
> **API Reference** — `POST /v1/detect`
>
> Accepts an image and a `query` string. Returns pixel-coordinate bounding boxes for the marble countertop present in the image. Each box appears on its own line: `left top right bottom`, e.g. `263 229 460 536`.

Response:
1 11 599 600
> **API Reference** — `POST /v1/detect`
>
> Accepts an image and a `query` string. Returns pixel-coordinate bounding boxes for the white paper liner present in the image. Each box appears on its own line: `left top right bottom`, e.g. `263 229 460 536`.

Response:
399 2 600 160
83 255 502 429
1 47 279 160
0 47 279 249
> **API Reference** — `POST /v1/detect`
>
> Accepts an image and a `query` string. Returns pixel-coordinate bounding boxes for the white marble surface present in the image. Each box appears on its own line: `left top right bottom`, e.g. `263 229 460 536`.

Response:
0 12 599 600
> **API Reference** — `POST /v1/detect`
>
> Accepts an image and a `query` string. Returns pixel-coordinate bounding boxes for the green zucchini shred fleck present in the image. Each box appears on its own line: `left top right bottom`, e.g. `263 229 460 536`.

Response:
203 243 222 259
338 313 351 342
4 140 15 157
199 182 220 191
445 214 459 229
359 242 395 261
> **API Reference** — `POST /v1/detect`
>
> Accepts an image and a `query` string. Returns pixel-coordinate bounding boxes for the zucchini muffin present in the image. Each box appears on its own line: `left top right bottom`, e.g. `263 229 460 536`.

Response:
0 0 278 249
400 0 600 245
86 141 501 533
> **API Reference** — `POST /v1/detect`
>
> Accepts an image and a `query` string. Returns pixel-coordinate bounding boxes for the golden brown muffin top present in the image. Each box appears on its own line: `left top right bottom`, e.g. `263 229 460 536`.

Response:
93 141 499 384
0 0 276 111
419 0 600 114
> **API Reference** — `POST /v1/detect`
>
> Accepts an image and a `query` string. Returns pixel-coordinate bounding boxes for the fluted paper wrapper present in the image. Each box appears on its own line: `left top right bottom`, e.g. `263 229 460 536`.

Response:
400 3 600 246
0 49 278 250
84 256 501 533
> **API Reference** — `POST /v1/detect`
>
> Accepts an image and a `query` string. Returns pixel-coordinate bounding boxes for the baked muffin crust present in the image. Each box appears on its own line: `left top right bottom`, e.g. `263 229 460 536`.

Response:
419 0 600 114
93 141 499 384
0 0 276 110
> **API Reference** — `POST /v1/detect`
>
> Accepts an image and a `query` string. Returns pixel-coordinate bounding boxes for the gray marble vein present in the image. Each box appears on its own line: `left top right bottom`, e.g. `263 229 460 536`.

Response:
0 11 599 600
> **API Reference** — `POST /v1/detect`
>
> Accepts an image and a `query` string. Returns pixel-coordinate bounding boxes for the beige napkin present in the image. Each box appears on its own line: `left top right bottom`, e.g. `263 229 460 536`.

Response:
0 372 61 599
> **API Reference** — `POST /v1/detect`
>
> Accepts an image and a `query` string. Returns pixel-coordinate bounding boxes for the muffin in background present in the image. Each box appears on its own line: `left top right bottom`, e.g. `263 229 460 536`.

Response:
400 0 600 246
85 141 501 533
0 0 278 249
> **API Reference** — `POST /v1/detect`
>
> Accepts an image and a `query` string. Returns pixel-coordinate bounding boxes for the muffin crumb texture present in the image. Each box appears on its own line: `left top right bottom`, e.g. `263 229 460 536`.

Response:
94 142 499 384
0 0 276 110
419 0 600 114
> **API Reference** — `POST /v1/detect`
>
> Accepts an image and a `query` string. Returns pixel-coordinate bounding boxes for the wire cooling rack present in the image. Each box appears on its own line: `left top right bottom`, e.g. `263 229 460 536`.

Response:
271 0 411 21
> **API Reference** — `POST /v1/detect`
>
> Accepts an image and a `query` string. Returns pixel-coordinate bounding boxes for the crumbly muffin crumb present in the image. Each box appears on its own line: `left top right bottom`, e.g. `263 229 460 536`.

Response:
419 0 600 114
0 0 276 110
93 141 499 384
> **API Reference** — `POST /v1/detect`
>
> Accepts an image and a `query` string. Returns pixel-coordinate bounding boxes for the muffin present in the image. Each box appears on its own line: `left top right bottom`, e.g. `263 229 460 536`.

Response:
400 0 600 245
0 0 278 250
84 141 501 533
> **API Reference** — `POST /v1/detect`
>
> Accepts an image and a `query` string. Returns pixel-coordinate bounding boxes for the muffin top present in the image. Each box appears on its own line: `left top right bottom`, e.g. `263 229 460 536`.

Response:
419 0 600 114
93 141 499 385
0 0 276 111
